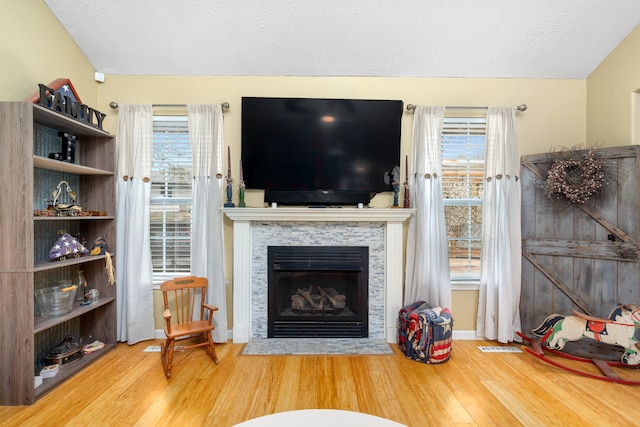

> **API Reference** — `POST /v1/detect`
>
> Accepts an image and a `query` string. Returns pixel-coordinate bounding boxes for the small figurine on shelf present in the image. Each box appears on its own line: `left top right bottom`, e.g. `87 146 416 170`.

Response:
403 155 410 209
384 165 401 208
224 146 235 207
238 159 246 207
52 180 82 216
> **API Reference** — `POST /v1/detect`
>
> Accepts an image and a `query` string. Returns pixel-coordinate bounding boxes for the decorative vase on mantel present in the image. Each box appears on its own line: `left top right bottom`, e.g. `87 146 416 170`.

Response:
239 181 246 207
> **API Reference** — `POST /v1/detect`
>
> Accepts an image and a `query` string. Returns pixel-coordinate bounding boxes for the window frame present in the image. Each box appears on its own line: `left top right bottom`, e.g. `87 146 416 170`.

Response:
440 116 486 286
150 115 193 286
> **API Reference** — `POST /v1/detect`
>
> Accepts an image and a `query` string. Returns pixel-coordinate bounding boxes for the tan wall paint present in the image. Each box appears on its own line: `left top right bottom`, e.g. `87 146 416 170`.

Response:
451 290 479 331
103 75 587 332
0 0 99 105
587 23 640 146
101 76 587 160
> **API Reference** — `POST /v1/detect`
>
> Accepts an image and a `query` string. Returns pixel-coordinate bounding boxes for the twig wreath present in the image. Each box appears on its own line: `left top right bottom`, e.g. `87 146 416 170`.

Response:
546 147 605 205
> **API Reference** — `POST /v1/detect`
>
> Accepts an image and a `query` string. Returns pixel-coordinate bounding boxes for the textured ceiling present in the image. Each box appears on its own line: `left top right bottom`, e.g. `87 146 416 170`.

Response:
44 0 640 79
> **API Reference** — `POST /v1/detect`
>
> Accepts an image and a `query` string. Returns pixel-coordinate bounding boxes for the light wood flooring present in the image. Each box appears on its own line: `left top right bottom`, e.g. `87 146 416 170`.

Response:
1 339 639 426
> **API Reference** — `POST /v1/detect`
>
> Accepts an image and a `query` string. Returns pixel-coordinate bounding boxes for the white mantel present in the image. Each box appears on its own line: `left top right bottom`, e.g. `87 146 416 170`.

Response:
223 207 414 343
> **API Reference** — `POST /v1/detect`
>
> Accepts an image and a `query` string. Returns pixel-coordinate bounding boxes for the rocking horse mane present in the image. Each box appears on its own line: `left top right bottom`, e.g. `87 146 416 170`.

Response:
532 314 565 337
608 304 640 325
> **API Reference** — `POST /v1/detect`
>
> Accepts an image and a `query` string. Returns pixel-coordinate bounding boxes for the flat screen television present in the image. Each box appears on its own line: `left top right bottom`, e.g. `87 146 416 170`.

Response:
241 97 403 206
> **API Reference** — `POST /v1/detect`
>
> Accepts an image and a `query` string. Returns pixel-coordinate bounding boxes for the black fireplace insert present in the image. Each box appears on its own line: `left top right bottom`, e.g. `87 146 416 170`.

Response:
268 246 369 338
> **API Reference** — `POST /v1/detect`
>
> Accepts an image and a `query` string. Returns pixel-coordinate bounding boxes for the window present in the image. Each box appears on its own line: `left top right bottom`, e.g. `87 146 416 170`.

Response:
150 116 192 284
441 117 486 281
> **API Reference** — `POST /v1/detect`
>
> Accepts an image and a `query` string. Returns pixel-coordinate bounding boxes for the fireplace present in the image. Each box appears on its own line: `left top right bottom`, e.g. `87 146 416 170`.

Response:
222 208 413 343
268 246 368 338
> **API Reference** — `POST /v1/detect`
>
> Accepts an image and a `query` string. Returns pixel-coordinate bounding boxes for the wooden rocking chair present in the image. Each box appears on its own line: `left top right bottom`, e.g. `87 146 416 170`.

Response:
160 276 220 378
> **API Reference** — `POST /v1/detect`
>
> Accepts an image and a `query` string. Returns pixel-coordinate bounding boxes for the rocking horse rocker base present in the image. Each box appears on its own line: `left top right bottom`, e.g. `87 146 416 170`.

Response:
518 304 640 385
517 332 640 385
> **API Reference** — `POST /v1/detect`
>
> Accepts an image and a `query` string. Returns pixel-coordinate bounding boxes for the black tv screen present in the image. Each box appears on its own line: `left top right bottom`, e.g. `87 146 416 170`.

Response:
241 97 403 205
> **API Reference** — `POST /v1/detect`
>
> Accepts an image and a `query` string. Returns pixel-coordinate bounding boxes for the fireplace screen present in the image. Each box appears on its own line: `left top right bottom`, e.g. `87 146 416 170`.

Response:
268 246 368 338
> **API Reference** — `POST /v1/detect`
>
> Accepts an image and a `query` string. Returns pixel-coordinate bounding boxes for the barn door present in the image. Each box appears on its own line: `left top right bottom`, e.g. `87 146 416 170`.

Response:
520 146 640 335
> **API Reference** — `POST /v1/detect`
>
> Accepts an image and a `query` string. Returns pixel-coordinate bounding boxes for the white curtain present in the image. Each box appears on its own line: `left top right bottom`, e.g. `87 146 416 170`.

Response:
187 105 228 342
477 107 522 343
115 105 155 344
404 106 451 309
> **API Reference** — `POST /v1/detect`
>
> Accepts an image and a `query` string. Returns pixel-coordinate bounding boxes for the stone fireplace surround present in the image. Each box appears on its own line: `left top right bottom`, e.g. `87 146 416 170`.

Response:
223 207 414 344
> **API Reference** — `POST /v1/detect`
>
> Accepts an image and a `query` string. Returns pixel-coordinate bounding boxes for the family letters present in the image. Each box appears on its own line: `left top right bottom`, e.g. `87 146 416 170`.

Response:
38 83 106 131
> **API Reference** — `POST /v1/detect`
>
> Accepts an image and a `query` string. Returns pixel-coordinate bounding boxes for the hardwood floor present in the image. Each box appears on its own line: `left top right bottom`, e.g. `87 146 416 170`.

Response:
1 339 638 426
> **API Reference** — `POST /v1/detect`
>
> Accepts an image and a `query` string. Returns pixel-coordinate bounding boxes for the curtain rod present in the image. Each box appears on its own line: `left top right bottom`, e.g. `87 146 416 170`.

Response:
108 101 230 111
405 103 527 113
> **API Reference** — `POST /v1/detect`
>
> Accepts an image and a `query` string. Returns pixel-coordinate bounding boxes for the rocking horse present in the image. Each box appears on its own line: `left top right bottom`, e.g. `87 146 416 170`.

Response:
518 304 640 385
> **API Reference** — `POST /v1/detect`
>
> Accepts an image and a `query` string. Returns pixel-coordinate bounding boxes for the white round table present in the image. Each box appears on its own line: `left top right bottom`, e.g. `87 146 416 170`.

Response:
234 409 407 427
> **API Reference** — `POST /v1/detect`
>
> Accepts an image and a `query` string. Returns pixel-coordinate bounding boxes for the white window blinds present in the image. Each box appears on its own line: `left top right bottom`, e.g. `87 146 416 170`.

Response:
441 117 486 279
150 116 192 283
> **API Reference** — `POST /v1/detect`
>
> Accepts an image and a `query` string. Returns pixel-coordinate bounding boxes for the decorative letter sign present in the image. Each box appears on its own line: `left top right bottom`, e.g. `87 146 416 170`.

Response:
24 79 107 131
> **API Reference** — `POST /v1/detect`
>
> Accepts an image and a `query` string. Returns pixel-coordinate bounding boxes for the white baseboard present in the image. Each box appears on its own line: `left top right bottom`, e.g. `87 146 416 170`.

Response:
452 330 478 340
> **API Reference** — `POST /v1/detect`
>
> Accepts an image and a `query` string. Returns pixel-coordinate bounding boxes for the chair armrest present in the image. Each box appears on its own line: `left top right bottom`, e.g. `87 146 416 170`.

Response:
163 309 172 335
203 304 219 325
203 303 219 313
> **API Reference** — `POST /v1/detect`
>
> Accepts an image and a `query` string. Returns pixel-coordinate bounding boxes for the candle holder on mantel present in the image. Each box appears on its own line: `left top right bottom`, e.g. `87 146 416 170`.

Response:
403 181 410 208
238 181 246 208
224 146 235 207
224 176 235 208
403 155 410 208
